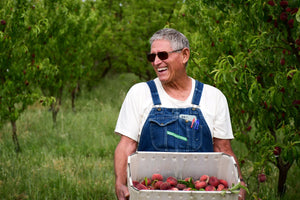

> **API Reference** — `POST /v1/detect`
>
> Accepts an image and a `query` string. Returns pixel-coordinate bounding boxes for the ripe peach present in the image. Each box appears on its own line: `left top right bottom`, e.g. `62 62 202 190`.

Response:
151 173 163 181
166 176 178 186
154 181 163 189
208 176 219 187
176 183 187 190
258 173 266 183
217 184 225 191
219 179 228 188
132 180 139 187
141 177 152 186
195 180 207 189
200 175 209 182
205 185 216 191
160 182 171 190
135 183 148 190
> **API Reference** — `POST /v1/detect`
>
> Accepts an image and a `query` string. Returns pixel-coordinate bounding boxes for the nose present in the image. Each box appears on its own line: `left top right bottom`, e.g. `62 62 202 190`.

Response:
153 55 162 66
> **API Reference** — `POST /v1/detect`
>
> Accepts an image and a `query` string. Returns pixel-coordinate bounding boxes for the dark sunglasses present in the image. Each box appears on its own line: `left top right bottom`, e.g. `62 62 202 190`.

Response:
147 48 183 62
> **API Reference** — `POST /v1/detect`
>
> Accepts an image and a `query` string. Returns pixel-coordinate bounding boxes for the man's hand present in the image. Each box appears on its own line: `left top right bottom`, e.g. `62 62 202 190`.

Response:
114 135 137 200
115 182 130 200
238 181 247 200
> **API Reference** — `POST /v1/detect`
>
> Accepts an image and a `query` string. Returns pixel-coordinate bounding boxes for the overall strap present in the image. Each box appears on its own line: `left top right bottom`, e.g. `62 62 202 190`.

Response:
191 80 204 105
146 80 161 105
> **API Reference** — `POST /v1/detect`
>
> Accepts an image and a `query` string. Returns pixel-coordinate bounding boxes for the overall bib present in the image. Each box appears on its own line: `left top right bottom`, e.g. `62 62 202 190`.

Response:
137 80 214 152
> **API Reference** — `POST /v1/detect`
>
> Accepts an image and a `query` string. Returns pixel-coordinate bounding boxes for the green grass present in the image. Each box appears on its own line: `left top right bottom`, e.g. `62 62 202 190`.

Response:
0 73 299 200
0 73 141 200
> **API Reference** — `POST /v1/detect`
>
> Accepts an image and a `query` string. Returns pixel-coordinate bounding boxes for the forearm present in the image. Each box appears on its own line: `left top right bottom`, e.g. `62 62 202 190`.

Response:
114 135 137 189
213 138 243 179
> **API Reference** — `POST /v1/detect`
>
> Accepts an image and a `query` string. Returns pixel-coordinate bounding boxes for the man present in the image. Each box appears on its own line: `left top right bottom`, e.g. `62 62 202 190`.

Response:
114 28 246 200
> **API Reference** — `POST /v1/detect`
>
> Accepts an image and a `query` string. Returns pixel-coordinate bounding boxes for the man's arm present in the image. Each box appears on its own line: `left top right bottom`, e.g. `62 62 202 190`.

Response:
114 135 137 200
213 138 246 200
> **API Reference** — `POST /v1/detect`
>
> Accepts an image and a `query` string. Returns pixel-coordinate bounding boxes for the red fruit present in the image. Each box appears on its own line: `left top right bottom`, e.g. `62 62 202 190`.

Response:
258 173 266 183
291 8 299 15
274 19 278 28
170 187 179 191
280 12 288 21
217 184 225 191
195 181 207 189
151 173 163 181
205 185 216 191
200 175 209 182
267 1 275 6
184 177 194 184
25 80 29 86
1 19 6 25
176 183 187 190
160 182 171 190
154 181 164 189
246 126 252 131
208 176 219 187
166 176 177 186
183 187 192 191
280 1 288 8
132 180 139 187
219 179 228 188
148 185 154 190
280 58 285 65
135 183 148 190
279 87 285 93
287 19 294 28
295 39 300 46
273 146 282 155
292 100 300 105
23 70 26 75
141 177 152 186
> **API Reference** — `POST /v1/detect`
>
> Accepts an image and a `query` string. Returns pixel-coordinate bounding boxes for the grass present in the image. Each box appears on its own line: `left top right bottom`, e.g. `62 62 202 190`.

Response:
0 73 141 200
0 72 299 200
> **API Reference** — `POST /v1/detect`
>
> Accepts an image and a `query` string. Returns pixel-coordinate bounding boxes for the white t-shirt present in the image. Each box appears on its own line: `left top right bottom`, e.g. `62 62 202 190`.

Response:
114 78 234 142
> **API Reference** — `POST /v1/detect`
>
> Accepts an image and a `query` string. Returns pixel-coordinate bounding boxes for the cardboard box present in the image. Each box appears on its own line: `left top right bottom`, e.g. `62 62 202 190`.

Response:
127 152 240 200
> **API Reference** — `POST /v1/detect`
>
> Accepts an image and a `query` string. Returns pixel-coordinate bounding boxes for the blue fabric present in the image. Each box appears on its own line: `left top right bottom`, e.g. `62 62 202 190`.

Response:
137 80 214 152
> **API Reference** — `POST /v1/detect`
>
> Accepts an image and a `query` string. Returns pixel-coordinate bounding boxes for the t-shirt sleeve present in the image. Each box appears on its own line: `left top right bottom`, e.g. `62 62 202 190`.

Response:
213 89 234 139
114 83 148 142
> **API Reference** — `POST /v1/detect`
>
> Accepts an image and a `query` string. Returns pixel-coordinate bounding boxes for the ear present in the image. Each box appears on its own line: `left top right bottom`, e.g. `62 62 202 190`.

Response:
182 48 190 65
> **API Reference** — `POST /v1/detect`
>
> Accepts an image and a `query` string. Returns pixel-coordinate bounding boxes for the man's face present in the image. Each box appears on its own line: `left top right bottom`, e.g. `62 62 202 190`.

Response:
150 39 186 84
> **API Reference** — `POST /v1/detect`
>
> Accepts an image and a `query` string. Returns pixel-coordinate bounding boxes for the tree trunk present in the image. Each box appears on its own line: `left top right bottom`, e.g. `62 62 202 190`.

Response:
71 82 80 112
11 120 21 153
51 86 63 126
276 156 292 196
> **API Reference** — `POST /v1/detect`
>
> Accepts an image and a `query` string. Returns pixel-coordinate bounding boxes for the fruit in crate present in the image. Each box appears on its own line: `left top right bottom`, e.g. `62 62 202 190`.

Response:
132 173 230 191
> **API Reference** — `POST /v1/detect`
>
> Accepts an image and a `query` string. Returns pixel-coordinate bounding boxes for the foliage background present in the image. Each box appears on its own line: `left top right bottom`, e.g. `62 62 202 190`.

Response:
0 0 299 199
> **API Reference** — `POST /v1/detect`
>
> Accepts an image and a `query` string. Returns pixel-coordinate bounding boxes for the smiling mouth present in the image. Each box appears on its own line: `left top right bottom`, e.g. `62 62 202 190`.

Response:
157 67 168 72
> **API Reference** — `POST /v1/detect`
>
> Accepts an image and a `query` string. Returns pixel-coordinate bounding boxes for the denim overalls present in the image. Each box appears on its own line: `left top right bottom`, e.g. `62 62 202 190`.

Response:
137 80 214 152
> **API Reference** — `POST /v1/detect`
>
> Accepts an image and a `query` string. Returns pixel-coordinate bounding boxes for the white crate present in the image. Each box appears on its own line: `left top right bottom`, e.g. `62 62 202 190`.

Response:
127 152 240 200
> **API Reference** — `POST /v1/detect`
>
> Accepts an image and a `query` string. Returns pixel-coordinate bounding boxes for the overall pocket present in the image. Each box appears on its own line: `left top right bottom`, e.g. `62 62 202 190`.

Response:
149 116 179 151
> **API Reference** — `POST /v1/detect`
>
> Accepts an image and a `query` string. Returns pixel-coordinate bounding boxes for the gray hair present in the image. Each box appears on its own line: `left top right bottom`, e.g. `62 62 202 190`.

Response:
149 28 190 51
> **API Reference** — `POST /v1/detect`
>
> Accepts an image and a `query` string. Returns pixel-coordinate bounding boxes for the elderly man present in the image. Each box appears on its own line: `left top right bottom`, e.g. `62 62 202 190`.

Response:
114 28 246 200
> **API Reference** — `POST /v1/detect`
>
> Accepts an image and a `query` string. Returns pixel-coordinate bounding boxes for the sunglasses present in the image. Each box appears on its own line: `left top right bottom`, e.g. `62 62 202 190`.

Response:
147 48 183 62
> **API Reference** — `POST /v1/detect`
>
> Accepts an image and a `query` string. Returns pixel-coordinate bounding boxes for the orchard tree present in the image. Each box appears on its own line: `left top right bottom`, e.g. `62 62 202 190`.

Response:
31 0 96 123
86 0 183 82
0 0 54 152
176 0 299 198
